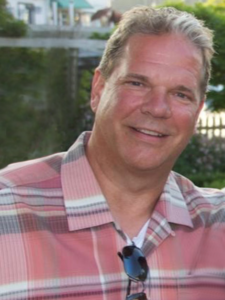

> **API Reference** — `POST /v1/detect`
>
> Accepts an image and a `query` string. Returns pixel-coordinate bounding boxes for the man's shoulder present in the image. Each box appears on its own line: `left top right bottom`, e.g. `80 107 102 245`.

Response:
171 171 225 207
0 152 65 190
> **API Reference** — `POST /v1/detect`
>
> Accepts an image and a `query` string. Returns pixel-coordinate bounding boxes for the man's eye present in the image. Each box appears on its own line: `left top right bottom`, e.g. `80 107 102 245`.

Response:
177 92 186 98
176 92 191 100
127 81 143 87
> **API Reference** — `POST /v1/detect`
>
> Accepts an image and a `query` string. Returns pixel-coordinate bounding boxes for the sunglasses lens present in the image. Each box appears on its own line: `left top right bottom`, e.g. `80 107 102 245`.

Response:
122 245 149 281
126 292 148 300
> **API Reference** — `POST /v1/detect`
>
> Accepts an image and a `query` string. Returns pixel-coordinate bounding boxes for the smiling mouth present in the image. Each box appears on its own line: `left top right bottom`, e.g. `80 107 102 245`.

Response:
134 128 167 137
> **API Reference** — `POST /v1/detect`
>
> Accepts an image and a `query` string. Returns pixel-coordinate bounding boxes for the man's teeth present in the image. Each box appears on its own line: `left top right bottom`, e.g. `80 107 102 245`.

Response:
136 129 163 137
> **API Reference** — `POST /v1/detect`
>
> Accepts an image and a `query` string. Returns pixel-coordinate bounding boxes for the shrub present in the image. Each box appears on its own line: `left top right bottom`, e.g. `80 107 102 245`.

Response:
174 134 225 187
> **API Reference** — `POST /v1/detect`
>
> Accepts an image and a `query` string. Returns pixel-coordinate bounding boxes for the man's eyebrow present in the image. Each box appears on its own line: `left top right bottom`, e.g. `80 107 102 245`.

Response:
121 73 149 82
175 85 196 96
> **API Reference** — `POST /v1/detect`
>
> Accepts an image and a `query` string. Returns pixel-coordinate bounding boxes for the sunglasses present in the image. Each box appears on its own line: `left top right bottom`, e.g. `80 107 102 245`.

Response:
118 244 149 300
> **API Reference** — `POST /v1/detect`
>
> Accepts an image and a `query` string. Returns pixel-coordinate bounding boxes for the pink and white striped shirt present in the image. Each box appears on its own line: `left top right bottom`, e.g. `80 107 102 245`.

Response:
0 131 225 300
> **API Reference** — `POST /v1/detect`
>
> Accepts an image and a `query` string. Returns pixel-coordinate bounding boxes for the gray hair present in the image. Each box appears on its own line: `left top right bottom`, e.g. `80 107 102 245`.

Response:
99 6 214 95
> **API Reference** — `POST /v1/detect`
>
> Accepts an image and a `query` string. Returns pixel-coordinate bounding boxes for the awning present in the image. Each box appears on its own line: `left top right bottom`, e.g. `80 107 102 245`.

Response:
51 0 93 9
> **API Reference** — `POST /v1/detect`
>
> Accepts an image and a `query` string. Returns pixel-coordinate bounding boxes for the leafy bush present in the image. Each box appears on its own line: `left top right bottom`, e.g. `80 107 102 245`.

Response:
0 1 96 168
90 31 111 40
43 49 94 154
174 134 225 187
0 2 50 167
203 176 225 189
0 0 27 37
186 172 225 188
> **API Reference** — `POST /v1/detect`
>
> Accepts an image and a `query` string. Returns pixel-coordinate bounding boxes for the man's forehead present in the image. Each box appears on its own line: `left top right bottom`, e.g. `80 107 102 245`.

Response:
119 34 202 79
125 33 202 60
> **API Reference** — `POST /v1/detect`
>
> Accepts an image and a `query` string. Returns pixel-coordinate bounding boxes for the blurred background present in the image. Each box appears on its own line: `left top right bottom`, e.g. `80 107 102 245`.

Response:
1 0 225 188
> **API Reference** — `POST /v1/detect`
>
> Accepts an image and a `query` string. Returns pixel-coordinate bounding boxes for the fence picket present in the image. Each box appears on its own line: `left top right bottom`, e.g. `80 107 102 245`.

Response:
197 111 225 139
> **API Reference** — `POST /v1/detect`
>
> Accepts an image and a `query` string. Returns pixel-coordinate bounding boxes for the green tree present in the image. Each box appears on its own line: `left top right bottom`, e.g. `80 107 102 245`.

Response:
43 49 94 153
0 1 98 168
0 1 47 167
204 0 225 12
0 0 26 36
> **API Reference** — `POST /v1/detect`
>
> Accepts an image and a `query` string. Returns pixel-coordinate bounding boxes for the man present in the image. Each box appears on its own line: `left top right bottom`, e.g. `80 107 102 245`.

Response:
0 6 225 300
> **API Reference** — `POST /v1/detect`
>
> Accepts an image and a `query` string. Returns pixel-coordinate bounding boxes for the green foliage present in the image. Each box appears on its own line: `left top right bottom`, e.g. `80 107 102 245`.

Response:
0 0 96 167
205 176 225 188
184 172 225 188
0 46 95 168
90 26 116 40
160 1 225 111
42 49 94 154
0 47 47 167
76 69 95 133
90 31 112 40
204 0 225 13
173 134 225 187
0 0 27 37
0 3 48 167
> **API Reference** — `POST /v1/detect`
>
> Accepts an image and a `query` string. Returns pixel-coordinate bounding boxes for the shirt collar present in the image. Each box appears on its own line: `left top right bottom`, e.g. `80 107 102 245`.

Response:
61 132 114 231
154 172 193 228
61 132 193 231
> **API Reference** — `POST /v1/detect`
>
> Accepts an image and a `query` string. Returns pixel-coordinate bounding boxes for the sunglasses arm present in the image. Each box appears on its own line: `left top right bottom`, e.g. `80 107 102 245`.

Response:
117 252 124 262
127 278 131 296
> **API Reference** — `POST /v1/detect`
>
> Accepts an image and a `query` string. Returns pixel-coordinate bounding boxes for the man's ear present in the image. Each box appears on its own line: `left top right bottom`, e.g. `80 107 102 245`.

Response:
90 68 105 113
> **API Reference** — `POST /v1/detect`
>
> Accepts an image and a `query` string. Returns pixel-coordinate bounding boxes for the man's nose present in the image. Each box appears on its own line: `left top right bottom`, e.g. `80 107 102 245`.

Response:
140 88 172 118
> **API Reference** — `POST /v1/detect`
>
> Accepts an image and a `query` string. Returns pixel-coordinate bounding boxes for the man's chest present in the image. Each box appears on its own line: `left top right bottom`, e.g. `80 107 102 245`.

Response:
1 218 225 300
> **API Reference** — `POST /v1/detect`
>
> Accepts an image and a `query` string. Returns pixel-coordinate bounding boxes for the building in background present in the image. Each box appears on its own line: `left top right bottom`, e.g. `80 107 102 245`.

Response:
6 0 207 27
50 0 93 26
111 0 206 13
7 0 49 24
6 0 94 25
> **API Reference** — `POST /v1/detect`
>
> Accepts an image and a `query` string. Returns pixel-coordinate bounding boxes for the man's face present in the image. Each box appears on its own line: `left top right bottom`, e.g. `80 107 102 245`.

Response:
90 33 204 173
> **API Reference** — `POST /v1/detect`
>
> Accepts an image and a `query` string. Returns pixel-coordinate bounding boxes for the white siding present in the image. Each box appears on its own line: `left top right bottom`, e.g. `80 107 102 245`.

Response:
7 0 49 25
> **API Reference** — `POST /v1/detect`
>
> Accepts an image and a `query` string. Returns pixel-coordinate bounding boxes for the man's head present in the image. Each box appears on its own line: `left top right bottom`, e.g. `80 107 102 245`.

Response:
99 6 214 97
88 6 214 176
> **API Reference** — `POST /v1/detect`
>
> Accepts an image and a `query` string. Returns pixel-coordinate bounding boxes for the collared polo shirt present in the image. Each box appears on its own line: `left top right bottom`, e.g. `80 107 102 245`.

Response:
0 131 225 300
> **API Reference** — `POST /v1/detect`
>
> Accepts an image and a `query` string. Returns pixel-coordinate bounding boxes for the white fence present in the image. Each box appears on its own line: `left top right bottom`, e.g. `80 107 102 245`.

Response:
198 111 225 139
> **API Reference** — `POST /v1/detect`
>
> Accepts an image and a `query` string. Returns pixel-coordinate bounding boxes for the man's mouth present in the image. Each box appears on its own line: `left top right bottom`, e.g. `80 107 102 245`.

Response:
134 128 166 137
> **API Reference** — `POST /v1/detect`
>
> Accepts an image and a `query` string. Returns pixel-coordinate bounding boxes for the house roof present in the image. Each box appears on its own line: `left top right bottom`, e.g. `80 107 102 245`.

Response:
51 0 93 9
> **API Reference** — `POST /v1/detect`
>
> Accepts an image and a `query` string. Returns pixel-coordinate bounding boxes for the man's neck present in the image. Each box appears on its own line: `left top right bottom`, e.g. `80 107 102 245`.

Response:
86 140 170 239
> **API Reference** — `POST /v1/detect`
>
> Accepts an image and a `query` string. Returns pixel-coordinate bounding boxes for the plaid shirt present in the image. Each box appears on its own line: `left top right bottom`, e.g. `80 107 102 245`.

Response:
0 131 225 300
